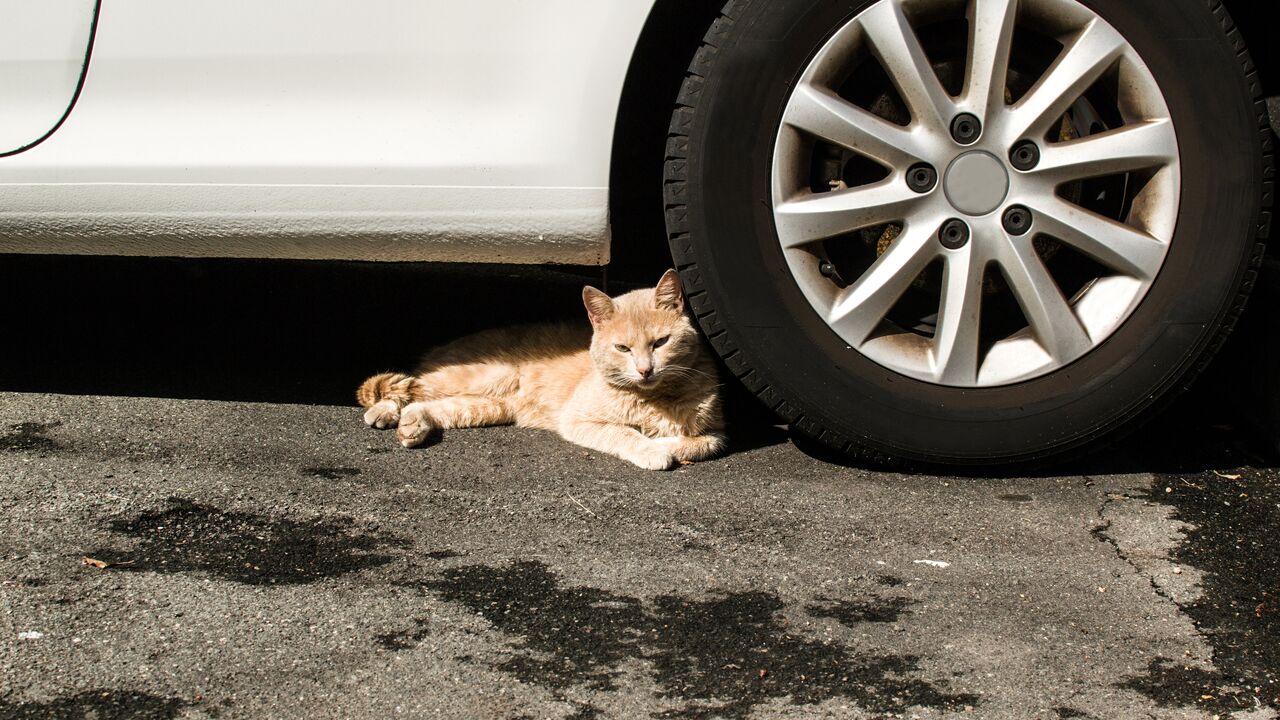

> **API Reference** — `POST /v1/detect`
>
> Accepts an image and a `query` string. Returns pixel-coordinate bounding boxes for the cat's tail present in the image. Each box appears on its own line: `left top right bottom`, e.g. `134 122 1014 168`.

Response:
356 372 426 408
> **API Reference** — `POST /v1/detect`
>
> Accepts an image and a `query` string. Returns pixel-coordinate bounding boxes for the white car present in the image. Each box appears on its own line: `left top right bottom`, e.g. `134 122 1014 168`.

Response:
3 0 1273 465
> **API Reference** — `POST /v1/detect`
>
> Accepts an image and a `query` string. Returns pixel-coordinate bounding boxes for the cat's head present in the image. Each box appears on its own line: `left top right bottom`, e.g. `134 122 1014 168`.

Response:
583 270 704 390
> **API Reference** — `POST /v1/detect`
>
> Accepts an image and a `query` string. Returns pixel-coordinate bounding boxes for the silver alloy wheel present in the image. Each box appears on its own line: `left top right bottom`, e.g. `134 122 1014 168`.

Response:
771 0 1180 387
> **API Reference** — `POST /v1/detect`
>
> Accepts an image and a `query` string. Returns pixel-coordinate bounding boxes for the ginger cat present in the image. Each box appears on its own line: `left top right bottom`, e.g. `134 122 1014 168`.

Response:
356 270 724 470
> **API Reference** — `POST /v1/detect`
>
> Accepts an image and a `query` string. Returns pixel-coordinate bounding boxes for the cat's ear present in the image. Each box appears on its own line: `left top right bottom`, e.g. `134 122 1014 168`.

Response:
582 286 615 328
654 269 684 313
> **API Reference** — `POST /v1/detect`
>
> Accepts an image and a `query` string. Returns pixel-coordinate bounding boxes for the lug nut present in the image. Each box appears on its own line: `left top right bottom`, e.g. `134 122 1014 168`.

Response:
1009 141 1040 171
950 113 981 144
938 219 970 249
906 163 937 193
1002 205 1033 235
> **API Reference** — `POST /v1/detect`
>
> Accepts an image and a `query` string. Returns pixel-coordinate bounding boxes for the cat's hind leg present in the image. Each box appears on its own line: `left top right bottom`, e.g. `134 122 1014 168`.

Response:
356 372 426 429
396 396 513 448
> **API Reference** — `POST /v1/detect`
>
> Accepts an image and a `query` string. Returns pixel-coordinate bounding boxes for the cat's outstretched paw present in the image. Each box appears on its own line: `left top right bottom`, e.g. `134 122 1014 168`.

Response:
626 446 676 471
363 400 401 429
396 403 434 448
653 435 725 462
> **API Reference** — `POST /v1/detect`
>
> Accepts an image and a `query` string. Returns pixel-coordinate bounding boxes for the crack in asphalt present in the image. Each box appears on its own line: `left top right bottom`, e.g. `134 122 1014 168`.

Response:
1089 483 1273 716
1126 460 1280 716
1089 489 1239 715
1089 448 1280 716
1090 492 1181 609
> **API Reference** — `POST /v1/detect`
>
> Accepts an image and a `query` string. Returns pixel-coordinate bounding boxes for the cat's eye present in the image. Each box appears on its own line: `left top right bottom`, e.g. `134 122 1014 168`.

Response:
614 344 630 353
652 336 670 348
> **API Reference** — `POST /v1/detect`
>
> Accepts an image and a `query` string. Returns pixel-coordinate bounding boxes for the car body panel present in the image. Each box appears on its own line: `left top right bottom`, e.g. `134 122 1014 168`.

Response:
0 0 97 155
0 0 655 263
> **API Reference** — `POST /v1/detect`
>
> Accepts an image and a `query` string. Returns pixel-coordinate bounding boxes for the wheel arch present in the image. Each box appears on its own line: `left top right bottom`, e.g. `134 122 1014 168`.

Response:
607 0 723 283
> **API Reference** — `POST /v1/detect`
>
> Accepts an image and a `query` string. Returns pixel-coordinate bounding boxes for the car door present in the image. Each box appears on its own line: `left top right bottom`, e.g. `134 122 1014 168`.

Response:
0 0 99 155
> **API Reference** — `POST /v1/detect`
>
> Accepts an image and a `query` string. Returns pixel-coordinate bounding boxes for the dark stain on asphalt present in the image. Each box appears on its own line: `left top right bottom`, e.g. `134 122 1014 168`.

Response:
13 577 49 587
376 619 431 651
0 421 178 464
647 592 975 719
874 574 904 587
0 421 61 453
429 561 645 693
1120 658 1237 712
1053 707 1093 719
806 596 913 625
300 466 361 480
998 493 1034 503
424 560 977 718
1117 430 1279 714
0 690 195 719
87 498 403 585
425 550 461 560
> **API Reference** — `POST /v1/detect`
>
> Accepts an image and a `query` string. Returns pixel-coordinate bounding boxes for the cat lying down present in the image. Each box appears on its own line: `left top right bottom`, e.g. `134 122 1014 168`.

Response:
357 270 725 470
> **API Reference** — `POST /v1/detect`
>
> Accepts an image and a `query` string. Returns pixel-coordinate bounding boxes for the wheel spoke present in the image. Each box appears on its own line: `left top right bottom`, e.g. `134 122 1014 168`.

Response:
995 236 1092 361
932 247 986 384
774 181 923 248
964 0 1018 117
857 0 954 131
1005 19 1125 140
1026 198 1166 280
783 83 926 166
827 223 938 344
1033 120 1177 183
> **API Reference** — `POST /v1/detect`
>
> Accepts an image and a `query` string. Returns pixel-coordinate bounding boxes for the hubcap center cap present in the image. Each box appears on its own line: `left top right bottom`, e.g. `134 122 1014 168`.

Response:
943 151 1009 216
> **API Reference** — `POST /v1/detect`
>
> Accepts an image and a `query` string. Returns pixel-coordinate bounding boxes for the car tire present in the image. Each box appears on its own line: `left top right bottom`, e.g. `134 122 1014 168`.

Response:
665 0 1272 466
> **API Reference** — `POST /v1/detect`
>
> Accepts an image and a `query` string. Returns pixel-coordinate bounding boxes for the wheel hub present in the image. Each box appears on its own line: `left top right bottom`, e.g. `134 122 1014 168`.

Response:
943 151 1009 216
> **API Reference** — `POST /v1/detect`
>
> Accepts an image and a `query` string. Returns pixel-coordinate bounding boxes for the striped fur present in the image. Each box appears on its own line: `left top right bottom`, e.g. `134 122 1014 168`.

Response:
356 372 426 408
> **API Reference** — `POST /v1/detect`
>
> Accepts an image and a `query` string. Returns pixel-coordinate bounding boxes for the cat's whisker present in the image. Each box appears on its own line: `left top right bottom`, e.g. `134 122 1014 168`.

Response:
660 365 716 380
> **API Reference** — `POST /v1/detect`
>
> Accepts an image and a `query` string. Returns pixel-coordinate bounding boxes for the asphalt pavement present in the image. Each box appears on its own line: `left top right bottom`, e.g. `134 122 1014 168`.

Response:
1 256 1277 719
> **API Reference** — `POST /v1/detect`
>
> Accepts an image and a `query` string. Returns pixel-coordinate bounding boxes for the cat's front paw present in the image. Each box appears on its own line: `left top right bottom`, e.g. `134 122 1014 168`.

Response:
396 403 434 448
363 400 401 429
626 446 676 471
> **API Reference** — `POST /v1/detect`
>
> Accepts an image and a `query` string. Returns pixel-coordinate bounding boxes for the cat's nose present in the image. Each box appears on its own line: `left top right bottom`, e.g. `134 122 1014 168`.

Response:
637 366 654 379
